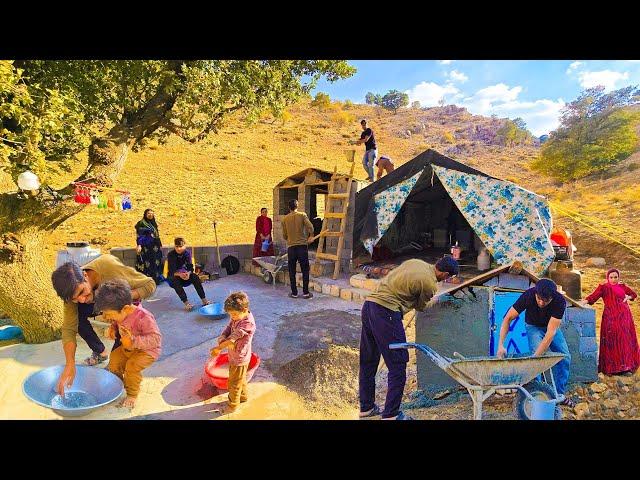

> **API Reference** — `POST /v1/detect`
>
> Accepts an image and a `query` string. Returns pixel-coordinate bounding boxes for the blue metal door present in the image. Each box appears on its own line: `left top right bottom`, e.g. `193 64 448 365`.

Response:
490 291 530 356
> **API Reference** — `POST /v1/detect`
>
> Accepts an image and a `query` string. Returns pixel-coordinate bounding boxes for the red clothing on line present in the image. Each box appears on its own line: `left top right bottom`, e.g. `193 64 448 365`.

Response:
586 282 639 375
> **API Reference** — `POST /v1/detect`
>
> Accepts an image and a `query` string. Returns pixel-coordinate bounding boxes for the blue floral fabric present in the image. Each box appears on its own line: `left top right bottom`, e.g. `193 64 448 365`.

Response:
363 170 423 254
432 165 555 275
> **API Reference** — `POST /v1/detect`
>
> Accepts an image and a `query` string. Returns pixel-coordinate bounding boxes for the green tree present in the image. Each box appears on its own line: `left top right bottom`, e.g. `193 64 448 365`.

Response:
381 90 409 114
531 108 640 181
411 100 421 109
311 92 331 110
0 60 355 342
496 118 532 146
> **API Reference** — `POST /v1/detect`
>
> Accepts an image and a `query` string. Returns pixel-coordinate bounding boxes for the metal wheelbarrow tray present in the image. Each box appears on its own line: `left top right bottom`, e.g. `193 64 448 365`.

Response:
252 254 288 288
391 342 566 420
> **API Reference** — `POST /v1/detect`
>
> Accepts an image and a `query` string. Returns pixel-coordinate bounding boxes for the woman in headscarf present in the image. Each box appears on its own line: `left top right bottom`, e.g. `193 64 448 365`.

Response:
135 209 164 285
252 207 274 264
584 268 639 376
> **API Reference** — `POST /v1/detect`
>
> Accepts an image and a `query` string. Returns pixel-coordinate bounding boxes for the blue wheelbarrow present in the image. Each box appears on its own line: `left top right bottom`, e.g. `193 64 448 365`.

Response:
390 342 567 420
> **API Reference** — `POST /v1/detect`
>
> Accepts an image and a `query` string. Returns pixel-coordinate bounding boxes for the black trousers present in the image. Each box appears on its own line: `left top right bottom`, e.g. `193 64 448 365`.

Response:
77 302 121 354
168 273 206 303
287 245 310 295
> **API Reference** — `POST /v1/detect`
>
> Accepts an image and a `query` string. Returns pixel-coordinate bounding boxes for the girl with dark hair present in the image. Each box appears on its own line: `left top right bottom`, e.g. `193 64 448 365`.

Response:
252 207 274 263
135 209 164 285
584 269 639 375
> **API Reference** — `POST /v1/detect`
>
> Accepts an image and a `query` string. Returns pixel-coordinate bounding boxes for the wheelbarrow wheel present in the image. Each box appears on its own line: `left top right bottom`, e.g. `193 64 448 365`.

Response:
514 380 563 420
261 269 273 284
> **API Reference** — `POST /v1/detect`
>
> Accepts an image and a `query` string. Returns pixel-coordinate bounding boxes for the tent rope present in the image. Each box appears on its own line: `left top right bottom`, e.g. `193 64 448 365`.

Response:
549 202 640 259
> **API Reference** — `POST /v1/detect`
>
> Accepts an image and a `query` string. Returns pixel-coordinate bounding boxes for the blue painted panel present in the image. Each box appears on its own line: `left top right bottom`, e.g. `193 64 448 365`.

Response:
491 291 530 356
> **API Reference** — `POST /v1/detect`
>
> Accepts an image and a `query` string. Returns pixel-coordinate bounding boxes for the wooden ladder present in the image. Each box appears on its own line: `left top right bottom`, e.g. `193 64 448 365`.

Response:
313 150 356 279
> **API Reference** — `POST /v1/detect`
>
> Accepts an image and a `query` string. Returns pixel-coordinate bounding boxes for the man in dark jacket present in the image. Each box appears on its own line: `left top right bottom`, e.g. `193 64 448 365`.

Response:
167 237 211 311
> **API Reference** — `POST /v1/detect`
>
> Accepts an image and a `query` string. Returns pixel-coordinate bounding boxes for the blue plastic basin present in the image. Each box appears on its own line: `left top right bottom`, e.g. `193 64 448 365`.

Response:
198 303 228 320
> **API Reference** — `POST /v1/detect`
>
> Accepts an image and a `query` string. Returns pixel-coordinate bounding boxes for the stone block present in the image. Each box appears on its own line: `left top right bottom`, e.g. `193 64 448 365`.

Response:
363 278 380 292
350 274 367 289
340 289 353 301
321 283 332 295
330 285 341 297
313 282 323 293
579 337 598 353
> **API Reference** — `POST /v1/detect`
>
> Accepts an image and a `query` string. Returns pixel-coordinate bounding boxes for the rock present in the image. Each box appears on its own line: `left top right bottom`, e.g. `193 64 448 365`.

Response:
622 386 630 393
618 412 626 419
617 379 626 389
633 385 640 394
603 398 620 409
619 403 631 411
574 402 590 418
590 382 608 393
618 375 634 386
592 393 601 400
585 257 606 267
629 408 638 418
603 389 615 399
598 373 606 381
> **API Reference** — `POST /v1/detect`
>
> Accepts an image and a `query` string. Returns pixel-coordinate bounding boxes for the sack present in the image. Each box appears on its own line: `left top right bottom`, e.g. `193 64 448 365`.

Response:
261 239 271 252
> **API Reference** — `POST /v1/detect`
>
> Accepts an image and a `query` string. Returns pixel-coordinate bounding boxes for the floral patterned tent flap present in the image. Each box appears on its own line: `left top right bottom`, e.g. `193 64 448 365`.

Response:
362 170 424 255
432 165 555 275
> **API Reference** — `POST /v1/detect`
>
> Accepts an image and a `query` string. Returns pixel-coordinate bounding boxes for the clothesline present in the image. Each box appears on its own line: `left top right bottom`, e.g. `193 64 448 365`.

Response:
72 181 130 195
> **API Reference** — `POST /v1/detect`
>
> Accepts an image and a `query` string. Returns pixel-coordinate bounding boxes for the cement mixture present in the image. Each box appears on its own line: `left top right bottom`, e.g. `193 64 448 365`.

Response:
275 344 360 415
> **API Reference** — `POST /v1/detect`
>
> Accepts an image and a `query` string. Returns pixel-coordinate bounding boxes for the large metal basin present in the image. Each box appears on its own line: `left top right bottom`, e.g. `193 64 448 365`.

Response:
23 365 124 417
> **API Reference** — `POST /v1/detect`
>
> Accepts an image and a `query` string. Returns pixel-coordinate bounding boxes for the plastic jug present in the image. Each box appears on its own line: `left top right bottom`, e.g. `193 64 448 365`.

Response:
451 241 461 260
261 239 271 252
477 248 490 271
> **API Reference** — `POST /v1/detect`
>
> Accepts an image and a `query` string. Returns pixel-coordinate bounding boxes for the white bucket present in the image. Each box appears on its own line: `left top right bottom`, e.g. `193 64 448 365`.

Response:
56 247 102 268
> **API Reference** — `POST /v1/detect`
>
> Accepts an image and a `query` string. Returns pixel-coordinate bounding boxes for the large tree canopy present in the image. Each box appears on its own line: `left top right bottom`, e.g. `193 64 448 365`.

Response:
0 59 355 342
531 85 640 181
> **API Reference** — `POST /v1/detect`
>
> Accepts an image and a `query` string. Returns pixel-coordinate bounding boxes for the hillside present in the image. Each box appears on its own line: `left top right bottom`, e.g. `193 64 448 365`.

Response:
0 100 541 264
2 99 639 327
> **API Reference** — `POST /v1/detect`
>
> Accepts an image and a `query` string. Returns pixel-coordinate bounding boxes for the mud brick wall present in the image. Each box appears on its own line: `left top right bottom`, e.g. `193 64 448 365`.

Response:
272 175 358 276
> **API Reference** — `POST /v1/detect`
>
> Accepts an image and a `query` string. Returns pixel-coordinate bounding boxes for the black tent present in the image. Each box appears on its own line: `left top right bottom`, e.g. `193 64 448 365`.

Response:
353 149 498 265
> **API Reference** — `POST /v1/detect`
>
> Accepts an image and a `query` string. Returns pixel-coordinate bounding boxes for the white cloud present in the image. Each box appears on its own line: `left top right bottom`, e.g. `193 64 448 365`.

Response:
566 61 583 74
461 83 522 114
448 70 468 83
459 83 564 136
438 60 453 65
578 70 629 91
404 81 460 107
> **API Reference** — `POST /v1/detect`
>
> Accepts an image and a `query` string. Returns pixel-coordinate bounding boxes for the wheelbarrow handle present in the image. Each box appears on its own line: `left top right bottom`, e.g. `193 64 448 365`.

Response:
389 342 453 369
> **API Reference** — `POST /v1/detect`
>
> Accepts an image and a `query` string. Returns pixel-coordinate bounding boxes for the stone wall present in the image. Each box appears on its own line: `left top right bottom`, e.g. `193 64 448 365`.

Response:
110 243 254 270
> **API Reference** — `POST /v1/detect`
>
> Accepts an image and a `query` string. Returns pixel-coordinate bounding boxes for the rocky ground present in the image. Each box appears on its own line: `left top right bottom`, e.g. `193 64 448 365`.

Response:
567 370 640 420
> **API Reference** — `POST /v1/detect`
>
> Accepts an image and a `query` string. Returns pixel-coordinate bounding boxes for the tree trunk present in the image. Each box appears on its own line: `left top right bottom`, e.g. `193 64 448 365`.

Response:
0 64 185 343
0 229 63 343
0 132 131 343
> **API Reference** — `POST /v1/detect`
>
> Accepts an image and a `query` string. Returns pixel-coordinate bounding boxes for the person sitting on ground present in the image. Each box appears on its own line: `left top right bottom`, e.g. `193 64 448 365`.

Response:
210 291 256 415
376 155 394 180
359 256 459 420
51 255 156 395
166 237 211 311
282 199 315 299
95 279 162 409
497 278 575 407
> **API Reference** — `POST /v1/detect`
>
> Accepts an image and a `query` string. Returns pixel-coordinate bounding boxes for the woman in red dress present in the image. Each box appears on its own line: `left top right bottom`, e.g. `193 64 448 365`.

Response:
253 207 275 263
584 268 639 375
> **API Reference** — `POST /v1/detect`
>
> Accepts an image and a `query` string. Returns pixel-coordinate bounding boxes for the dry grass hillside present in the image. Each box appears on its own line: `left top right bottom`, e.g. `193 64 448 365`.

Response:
2 99 639 326
0 100 541 265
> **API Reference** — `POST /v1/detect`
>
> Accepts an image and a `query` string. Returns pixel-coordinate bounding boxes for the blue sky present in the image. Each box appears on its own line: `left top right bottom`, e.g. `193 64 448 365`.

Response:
310 60 640 136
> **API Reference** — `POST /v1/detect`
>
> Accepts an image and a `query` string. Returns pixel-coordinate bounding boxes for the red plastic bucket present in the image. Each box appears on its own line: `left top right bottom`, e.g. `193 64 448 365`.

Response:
203 352 261 390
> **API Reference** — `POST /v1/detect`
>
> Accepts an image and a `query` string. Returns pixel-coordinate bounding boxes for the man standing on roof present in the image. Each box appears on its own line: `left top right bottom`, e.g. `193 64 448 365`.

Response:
376 155 394 180
355 119 377 182
359 256 460 420
496 278 575 407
